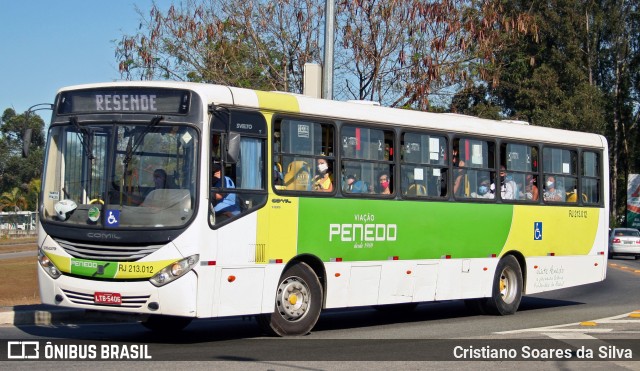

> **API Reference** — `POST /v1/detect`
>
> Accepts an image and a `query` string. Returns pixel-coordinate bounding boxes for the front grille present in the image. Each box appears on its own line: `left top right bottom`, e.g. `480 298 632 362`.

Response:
54 238 163 261
62 289 150 308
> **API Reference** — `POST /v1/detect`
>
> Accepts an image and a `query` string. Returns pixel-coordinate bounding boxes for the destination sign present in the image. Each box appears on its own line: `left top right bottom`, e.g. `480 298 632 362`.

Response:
57 89 190 114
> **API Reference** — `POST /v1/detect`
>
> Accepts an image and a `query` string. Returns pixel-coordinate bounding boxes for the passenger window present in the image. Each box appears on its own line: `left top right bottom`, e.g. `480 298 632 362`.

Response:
582 151 600 204
273 119 335 193
500 143 539 202
400 132 447 198
341 125 394 196
542 147 577 203
453 138 496 200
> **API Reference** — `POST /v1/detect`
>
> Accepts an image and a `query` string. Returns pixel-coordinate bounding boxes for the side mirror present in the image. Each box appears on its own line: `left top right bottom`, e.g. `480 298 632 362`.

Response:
225 133 241 164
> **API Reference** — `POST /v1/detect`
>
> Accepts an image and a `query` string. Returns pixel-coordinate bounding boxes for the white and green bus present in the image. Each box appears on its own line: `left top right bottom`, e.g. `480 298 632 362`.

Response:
37 81 609 335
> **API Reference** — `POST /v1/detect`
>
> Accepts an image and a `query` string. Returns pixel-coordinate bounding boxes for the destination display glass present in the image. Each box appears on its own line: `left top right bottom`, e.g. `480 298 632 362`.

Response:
57 89 191 114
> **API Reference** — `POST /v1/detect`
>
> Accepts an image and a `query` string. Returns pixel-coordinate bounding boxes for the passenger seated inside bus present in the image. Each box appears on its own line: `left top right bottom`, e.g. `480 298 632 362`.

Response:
471 177 495 199
499 166 517 200
543 175 565 202
452 147 466 197
312 158 333 192
524 174 539 201
343 174 369 193
377 172 392 194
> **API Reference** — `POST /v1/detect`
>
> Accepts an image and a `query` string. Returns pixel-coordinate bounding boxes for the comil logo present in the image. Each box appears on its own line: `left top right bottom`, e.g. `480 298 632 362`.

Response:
7 341 39 359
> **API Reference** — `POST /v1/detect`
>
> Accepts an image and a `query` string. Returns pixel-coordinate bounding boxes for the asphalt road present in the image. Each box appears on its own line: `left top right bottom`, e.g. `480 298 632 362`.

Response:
1 258 639 369
0 250 36 260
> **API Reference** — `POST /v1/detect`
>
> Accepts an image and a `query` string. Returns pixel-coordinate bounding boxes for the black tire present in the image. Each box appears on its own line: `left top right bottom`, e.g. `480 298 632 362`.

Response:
141 314 192 332
257 262 323 336
485 255 523 316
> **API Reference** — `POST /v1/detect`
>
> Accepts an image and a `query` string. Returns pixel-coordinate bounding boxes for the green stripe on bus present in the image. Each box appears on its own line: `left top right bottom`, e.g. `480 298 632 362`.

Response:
70 258 118 278
297 198 513 261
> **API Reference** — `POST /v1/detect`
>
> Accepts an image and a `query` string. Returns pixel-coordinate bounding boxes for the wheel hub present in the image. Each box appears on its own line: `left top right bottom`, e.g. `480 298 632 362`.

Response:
276 277 310 321
499 267 517 304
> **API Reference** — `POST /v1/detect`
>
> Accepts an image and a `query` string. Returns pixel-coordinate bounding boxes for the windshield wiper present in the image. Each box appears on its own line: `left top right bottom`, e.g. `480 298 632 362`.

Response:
120 116 164 206
70 116 94 161
122 115 164 167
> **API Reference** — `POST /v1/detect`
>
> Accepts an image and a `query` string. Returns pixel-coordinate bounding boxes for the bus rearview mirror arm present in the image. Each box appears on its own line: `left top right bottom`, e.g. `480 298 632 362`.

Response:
22 103 53 158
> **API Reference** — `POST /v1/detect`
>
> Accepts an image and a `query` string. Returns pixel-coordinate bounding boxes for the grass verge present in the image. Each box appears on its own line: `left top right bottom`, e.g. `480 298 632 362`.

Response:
0 256 40 306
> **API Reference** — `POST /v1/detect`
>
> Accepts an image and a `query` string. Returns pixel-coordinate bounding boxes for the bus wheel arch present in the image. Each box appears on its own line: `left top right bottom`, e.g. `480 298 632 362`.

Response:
258 255 325 336
486 253 524 316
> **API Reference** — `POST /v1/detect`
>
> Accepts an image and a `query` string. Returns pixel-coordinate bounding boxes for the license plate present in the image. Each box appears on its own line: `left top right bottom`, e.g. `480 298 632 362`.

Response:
624 241 633 245
94 292 122 305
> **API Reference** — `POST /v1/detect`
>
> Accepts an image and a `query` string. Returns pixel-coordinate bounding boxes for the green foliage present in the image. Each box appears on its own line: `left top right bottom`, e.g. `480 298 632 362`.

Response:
0 108 45 210
450 84 503 120
0 187 28 212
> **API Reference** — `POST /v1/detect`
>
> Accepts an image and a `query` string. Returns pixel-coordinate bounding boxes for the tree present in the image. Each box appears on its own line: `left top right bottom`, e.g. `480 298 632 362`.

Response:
116 0 324 93
116 0 535 109
24 178 41 213
334 0 537 110
0 187 28 212
595 0 640 225
0 108 46 208
458 0 604 132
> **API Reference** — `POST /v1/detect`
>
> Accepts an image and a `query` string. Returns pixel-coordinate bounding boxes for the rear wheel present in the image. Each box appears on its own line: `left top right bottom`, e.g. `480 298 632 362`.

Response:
485 255 523 315
257 262 323 336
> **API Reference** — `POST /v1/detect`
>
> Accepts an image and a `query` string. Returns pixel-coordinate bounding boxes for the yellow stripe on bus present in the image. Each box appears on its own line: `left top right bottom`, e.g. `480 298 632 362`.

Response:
501 206 600 256
255 91 301 263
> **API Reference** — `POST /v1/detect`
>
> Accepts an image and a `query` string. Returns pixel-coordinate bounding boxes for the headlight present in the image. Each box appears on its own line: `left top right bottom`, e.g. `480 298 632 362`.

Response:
149 254 199 287
38 249 61 279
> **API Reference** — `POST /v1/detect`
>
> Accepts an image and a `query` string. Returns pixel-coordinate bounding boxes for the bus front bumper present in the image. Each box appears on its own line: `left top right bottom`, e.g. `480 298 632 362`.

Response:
38 266 198 317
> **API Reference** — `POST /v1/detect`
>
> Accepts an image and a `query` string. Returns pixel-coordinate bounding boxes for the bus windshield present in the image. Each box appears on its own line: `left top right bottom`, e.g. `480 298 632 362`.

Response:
41 122 198 229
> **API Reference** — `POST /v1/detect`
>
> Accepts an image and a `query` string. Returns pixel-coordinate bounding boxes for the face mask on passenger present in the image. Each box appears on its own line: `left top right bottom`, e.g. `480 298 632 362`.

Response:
317 163 328 173
546 181 554 188
478 185 489 195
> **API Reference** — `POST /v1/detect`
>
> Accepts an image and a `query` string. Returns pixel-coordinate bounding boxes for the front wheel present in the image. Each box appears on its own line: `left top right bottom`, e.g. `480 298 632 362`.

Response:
257 262 323 336
485 255 523 316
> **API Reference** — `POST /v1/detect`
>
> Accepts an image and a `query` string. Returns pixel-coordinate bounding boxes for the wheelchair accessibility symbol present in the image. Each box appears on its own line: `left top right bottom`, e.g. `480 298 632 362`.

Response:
106 210 120 228
534 222 542 240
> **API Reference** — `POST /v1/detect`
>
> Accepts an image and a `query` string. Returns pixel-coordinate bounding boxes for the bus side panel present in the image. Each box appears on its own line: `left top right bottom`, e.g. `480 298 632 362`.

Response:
324 262 352 308
377 261 416 305
216 213 259 265
412 262 438 302
524 255 607 295
216 267 264 316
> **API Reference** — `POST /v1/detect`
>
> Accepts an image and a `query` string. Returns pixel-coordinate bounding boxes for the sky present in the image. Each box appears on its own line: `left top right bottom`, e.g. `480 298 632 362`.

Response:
0 0 174 118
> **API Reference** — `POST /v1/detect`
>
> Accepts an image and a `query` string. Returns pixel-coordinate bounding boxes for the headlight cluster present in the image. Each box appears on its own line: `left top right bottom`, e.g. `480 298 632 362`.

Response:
149 254 199 287
38 249 61 279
